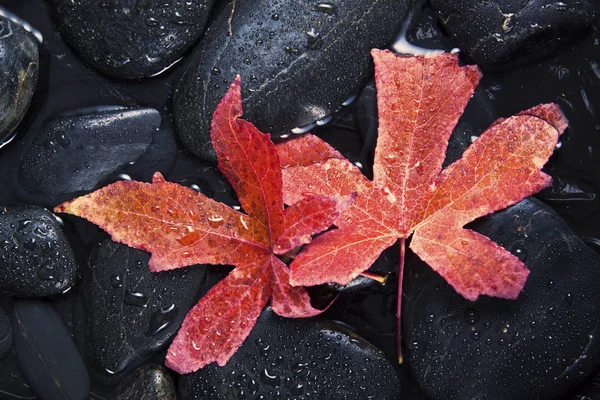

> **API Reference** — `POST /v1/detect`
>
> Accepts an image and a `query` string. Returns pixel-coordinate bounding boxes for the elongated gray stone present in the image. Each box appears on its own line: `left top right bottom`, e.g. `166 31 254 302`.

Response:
12 299 89 400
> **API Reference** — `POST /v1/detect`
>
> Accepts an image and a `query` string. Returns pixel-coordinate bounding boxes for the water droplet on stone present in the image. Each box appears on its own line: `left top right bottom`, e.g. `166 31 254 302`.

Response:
37 265 55 281
17 219 32 232
247 378 259 395
33 225 50 237
261 368 279 386
425 313 435 323
147 303 178 336
510 241 528 261
110 274 122 288
23 237 36 251
564 293 574 305
464 309 480 324
123 290 148 307
56 133 71 148
315 2 337 15
146 16 159 27
210 66 221 75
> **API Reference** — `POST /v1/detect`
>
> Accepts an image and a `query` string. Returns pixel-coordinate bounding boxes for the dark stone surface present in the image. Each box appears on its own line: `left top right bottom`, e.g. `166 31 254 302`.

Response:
430 0 597 67
0 13 38 144
17 107 176 206
0 347 37 399
0 205 78 297
12 299 89 400
173 0 410 161
178 308 401 399
110 364 176 400
403 198 600 400
48 0 216 79
82 239 206 375
570 366 600 399
0 305 12 358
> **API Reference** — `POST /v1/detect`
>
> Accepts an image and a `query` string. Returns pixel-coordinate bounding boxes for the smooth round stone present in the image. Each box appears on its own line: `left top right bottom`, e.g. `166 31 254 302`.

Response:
403 198 600 400
110 364 176 400
17 106 176 206
81 239 206 375
48 0 216 79
430 0 597 67
12 299 89 400
0 13 39 144
173 0 410 161
178 308 401 399
0 205 78 297
0 305 12 358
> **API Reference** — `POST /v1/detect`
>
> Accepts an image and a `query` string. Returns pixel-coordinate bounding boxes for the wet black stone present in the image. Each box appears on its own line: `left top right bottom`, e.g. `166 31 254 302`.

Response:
430 0 597 67
110 364 176 400
12 299 89 400
0 13 39 144
403 198 600 400
0 305 12 358
173 0 410 161
48 0 216 79
82 239 206 374
0 205 78 297
570 366 600 399
178 307 401 399
17 107 176 206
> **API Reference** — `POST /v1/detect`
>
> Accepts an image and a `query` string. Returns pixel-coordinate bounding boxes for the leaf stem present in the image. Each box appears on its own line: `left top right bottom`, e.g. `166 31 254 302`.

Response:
359 271 389 284
397 238 405 364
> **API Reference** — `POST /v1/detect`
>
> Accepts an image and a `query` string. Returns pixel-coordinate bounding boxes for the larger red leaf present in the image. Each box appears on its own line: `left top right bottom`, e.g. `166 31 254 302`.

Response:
55 77 349 374
277 50 567 358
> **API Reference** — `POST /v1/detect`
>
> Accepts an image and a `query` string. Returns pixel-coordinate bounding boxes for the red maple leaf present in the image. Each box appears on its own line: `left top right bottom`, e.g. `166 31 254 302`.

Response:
54 77 350 374
276 50 568 361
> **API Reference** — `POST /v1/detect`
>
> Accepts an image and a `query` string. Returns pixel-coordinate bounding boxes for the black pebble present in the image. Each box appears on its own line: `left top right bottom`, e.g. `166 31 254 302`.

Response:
110 364 176 400
178 307 401 399
81 239 206 375
0 205 78 297
430 0 597 67
403 198 600 400
17 107 175 206
0 13 39 143
173 0 410 161
48 0 216 79
12 298 89 400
